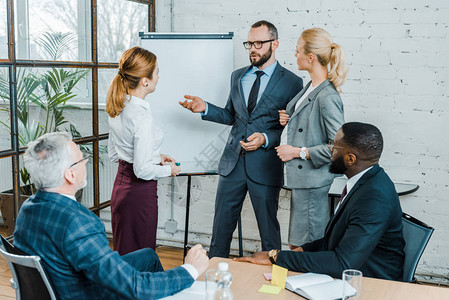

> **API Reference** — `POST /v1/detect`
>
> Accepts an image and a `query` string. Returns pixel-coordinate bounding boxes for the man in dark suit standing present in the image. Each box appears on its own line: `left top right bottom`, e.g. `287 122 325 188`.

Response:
179 20 303 258
236 122 405 281
14 132 209 299
180 21 302 258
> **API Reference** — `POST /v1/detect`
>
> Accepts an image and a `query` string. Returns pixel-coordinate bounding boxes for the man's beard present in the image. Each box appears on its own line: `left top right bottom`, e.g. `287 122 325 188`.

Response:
329 155 347 174
250 45 272 67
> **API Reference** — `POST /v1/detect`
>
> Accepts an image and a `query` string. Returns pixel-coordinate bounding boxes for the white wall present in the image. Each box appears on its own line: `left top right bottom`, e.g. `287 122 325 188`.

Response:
151 0 449 277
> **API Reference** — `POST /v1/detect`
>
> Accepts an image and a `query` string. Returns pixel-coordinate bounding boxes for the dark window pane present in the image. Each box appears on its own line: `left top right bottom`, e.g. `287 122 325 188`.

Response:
98 0 148 62
0 156 14 236
77 142 94 208
99 138 116 204
98 138 115 233
98 68 117 134
15 67 92 147
0 67 11 150
15 0 91 61
0 1 7 58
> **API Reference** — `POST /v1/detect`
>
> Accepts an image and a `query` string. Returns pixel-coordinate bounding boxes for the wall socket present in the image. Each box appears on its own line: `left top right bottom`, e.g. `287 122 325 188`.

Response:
164 219 178 234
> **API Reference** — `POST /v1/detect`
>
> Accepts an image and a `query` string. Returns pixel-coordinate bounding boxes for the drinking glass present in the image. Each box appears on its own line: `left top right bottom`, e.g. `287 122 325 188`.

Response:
342 269 362 299
205 269 218 300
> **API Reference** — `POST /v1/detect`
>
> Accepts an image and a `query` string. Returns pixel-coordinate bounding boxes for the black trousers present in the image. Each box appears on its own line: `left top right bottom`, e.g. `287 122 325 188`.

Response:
208 155 281 258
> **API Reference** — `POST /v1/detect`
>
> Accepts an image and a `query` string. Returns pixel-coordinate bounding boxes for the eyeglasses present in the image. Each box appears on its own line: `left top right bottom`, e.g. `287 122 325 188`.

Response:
69 154 91 169
327 140 353 153
243 39 275 50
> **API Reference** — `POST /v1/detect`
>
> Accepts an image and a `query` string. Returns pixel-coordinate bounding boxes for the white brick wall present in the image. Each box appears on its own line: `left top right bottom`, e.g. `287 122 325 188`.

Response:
154 0 449 276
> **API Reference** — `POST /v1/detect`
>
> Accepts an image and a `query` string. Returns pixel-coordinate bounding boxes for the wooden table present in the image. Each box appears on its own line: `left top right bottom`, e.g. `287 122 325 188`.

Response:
199 258 449 299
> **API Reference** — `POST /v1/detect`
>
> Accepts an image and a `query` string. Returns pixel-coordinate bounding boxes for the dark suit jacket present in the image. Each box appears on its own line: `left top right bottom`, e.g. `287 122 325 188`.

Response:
202 63 303 186
276 165 405 280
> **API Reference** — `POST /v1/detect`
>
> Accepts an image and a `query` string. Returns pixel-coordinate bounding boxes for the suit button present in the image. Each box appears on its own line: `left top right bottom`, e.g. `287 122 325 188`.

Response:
298 128 303 132
241 135 245 139
298 165 303 169
248 120 252 124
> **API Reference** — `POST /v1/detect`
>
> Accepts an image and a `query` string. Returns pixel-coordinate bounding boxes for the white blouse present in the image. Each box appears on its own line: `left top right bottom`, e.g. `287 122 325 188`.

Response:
108 95 171 180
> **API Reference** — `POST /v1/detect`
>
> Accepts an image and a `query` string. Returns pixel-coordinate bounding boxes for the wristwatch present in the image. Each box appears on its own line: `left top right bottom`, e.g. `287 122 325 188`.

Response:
299 147 307 160
268 249 280 264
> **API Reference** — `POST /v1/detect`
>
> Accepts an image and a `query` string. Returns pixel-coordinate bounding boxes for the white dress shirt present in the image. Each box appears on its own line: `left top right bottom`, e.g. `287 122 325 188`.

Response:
240 61 278 106
334 166 373 213
202 61 278 147
62 194 77 202
180 264 199 280
108 95 171 180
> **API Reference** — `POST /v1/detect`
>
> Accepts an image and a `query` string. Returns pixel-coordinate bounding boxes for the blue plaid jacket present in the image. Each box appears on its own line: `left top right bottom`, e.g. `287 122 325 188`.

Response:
13 191 193 299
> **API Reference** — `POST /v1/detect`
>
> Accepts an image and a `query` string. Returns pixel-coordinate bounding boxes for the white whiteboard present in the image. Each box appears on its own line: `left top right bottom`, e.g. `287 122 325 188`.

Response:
140 33 234 173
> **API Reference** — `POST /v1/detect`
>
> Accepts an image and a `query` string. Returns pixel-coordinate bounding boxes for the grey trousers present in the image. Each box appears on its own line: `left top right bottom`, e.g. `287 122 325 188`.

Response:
289 185 331 246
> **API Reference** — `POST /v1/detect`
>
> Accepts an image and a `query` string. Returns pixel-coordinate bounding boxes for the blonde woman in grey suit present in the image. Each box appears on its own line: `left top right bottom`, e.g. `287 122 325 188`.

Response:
276 28 348 250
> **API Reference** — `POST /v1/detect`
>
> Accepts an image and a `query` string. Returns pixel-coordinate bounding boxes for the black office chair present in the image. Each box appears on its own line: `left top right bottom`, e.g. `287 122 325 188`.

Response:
0 235 57 300
401 213 434 283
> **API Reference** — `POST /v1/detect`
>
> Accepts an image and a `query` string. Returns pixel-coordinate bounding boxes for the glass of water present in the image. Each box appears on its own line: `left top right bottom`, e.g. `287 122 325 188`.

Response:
342 269 362 299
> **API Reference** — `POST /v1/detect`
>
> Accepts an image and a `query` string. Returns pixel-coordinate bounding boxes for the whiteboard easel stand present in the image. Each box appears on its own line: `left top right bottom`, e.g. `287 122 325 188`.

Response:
178 171 245 261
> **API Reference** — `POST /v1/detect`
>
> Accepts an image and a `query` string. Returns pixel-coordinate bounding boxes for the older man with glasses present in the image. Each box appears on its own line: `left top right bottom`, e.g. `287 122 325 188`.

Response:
13 132 209 299
179 20 303 258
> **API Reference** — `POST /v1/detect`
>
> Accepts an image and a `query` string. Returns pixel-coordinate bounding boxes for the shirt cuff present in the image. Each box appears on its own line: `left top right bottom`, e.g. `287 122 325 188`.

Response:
181 264 199 280
163 164 172 177
155 164 172 179
200 102 209 116
262 133 268 148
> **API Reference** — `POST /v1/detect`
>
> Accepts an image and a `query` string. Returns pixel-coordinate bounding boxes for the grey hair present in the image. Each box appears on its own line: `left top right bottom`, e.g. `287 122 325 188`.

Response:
24 132 73 190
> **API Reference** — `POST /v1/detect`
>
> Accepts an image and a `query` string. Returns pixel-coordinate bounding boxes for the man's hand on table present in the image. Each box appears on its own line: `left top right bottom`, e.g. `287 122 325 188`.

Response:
233 251 271 265
290 246 304 252
185 244 209 276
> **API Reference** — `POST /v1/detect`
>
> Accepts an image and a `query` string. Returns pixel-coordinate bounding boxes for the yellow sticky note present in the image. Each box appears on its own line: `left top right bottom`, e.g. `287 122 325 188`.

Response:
271 264 288 289
258 284 282 295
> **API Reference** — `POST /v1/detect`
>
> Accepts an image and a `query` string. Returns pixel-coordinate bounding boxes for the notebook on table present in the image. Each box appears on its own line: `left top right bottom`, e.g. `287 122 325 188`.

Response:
285 273 357 300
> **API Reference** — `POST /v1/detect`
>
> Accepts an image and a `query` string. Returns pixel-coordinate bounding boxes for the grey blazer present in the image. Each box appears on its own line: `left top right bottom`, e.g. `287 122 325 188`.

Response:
284 79 344 189
202 63 303 186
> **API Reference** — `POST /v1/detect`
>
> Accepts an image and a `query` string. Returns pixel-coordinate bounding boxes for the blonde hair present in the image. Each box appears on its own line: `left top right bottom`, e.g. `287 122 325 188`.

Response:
106 46 157 118
301 28 348 92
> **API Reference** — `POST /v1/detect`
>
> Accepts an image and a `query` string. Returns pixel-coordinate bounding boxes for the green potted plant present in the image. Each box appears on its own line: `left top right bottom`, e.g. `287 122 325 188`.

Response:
0 32 91 234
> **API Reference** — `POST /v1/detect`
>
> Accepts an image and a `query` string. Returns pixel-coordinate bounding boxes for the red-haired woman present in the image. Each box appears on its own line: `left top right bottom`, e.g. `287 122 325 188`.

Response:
106 47 180 255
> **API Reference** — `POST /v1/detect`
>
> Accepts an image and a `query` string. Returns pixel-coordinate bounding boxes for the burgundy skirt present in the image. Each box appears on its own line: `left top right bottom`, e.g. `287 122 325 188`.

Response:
110 160 158 255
